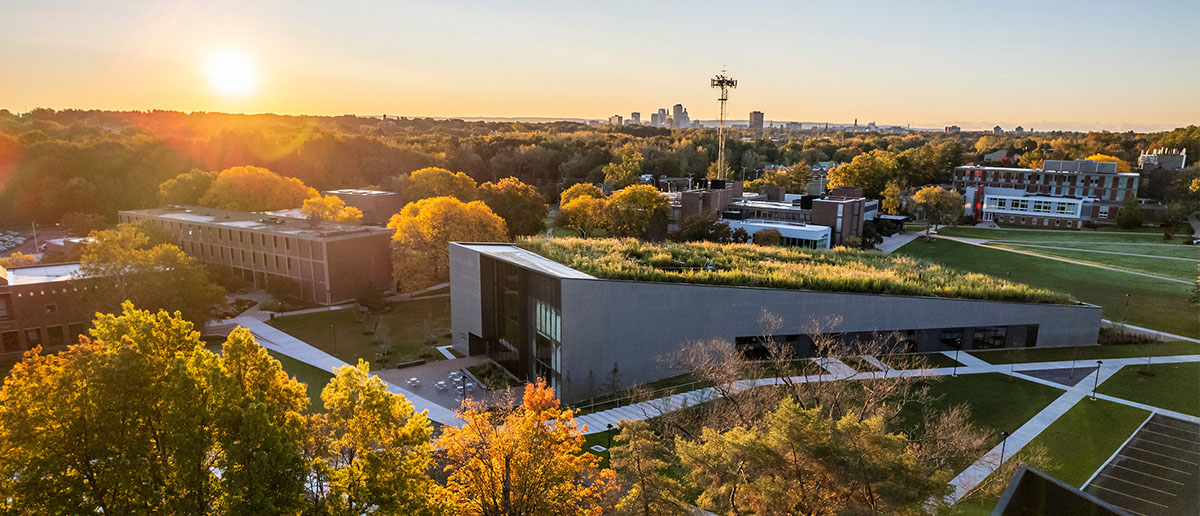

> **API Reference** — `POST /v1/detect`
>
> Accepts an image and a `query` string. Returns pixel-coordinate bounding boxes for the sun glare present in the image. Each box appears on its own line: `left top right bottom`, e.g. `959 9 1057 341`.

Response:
205 51 259 98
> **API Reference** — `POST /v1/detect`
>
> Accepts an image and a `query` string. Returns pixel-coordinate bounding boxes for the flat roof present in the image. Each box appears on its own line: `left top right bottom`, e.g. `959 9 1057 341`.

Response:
325 189 397 197
122 206 393 239
726 219 830 238
729 199 808 211
1 263 81 285
456 243 596 280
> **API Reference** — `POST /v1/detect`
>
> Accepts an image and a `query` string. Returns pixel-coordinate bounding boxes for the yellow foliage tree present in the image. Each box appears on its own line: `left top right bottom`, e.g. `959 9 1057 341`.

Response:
1084 153 1131 173
0 252 37 268
606 185 671 238
556 196 609 237
439 380 618 516
560 183 604 206
301 194 363 224
199 166 317 212
397 167 479 203
387 197 507 292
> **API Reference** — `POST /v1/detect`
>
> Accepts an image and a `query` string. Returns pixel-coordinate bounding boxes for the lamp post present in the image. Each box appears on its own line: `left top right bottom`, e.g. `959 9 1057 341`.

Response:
1091 360 1103 400
606 423 614 452
1000 431 1010 463
460 369 468 403
330 323 337 357
952 338 962 377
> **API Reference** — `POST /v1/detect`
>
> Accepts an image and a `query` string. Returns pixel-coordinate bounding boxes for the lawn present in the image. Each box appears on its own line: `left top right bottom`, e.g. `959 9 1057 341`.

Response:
937 226 1190 244
969 340 1200 365
1098 362 1200 416
896 239 1199 338
839 356 880 372
267 350 335 412
991 243 1198 281
267 297 452 368
1015 398 1149 487
897 373 1065 455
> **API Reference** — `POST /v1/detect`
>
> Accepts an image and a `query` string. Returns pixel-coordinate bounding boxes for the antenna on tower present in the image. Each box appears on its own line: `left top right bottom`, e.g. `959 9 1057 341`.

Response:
710 69 737 180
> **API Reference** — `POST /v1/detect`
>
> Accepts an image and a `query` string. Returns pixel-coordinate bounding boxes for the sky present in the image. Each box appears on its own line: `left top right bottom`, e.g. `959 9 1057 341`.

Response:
2 0 1198 131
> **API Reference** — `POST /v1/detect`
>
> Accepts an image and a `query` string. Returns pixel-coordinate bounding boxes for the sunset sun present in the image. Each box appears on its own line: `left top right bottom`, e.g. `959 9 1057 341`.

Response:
205 50 258 97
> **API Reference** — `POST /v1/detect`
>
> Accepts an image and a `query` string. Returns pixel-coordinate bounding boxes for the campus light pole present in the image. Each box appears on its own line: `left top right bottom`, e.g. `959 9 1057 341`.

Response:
952 338 962 377
999 431 1010 463
460 369 467 402
330 324 337 357
1091 360 1103 401
606 423 614 452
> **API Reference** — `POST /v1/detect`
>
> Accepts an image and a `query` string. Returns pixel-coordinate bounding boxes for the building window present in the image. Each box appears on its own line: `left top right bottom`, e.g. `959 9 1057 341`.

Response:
0 296 9 319
1098 206 1109 218
68 323 87 344
973 326 1007 349
45 303 57 314
25 328 42 348
1 332 18 353
47 326 65 347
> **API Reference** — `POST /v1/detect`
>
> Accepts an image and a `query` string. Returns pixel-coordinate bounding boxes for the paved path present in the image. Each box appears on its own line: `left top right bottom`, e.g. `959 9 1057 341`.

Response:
1190 211 1200 239
998 243 1200 262
936 235 1192 285
230 316 463 426
876 231 921 254
1102 319 1200 344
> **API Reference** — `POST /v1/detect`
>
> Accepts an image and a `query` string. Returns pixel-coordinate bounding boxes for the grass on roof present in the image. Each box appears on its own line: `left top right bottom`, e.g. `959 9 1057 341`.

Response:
518 237 1073 305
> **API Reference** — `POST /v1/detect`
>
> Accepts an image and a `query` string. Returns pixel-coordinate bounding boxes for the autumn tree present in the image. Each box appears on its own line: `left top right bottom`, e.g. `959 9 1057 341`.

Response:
603 144 645 188
560 183 604 206
388 197 507 292
302 194 364 224
0 251 36 268
306 361 448 516
556 196 609 237
827 149 900 198
881 180 903 215
160 168 218 205
1117 195 1142 229
670 213 736 243
611 420 686 516
439 380 618 516
479 176 549 238
0 304 311 514
75 224 226 325
912 186 964 236
752 228 782 246
199 165 317 212
606 184 670 238
395 167 479 203
746 162 812 193
59 211 107 236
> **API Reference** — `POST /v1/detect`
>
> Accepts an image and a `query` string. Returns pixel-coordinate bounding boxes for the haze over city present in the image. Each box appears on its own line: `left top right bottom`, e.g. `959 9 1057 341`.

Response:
3 0 1198 131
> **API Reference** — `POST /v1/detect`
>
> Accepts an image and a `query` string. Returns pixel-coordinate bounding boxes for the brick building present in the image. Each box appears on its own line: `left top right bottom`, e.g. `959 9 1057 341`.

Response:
120 206 395 305
324 189 405 225
954 159 1140 228
0 263 87 358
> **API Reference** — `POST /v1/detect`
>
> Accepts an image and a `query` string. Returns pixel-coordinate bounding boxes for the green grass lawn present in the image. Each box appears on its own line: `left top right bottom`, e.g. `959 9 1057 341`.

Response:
939 226 1189 244
992 243 1198 281
970 340 1200 364
1016 398 1149 487
896 239 1199 338
839 356 880 372
898 373 1065 455
1098 362 1200 416
267 297 452 368
267 350 335 412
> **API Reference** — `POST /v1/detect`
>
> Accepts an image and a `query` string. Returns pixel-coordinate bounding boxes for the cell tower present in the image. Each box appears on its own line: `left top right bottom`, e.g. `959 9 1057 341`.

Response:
710 70 737 180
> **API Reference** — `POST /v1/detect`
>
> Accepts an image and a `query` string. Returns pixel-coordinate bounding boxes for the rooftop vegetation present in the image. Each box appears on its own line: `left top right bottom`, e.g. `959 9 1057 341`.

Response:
518 237 1074 304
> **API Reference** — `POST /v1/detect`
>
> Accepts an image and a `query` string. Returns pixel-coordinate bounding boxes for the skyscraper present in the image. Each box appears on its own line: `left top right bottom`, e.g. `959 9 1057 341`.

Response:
749 111 764 132
672 104 685 129
630 112 641 125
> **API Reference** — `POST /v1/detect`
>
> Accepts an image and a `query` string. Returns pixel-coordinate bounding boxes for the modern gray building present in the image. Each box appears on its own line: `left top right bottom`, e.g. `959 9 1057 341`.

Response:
450 243 1102 402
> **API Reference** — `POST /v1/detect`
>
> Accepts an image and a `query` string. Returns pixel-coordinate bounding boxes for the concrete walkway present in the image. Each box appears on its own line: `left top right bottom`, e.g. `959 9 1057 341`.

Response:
999 242 1199 262
876 231 921 254
935 235 1192 284
230 316 463 426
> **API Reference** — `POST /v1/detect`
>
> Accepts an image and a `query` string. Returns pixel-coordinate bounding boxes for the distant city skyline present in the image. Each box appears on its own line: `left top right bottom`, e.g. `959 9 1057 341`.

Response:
2 1 1197 132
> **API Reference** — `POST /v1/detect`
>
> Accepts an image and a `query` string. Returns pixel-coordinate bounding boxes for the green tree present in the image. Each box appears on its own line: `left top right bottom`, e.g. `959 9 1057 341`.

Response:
604 144 645 188
612 420 685 516
160 168 218 205
1116 195 1142 229
606 184 671 238
388 197 507 292
199 165 317 212
556 196 609 237
75 224 226 325
59 211 107 237
912 186 965 236
752 228 782 246
307 361 448 516
395 167 479 204
746 162 811 194
669 213 734 243
827 149 899 198
479 177 549 238
560 183 604 206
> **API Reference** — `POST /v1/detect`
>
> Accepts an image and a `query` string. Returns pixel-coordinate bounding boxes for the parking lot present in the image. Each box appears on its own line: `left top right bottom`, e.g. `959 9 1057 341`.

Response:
1084 414 1199 516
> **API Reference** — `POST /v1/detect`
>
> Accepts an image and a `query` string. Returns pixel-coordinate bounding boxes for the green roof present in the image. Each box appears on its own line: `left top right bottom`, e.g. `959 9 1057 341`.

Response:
516 238 1074 305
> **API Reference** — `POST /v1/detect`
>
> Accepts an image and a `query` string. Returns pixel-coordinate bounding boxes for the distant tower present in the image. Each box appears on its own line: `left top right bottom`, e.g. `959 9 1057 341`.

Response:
710 71 737 179
630 112 641 124
749 111 764 132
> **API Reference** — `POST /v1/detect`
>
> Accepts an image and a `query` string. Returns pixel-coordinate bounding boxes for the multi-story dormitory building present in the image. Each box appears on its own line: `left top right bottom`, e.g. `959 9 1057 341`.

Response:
120 206 395 305
954 159 1140 229
0 263 88 359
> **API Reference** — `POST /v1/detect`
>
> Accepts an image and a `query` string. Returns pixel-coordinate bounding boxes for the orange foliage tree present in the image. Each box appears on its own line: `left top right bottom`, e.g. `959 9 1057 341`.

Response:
438 380 618 516
387 196 506 292
1084 153 1131 173
199 165 317 212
